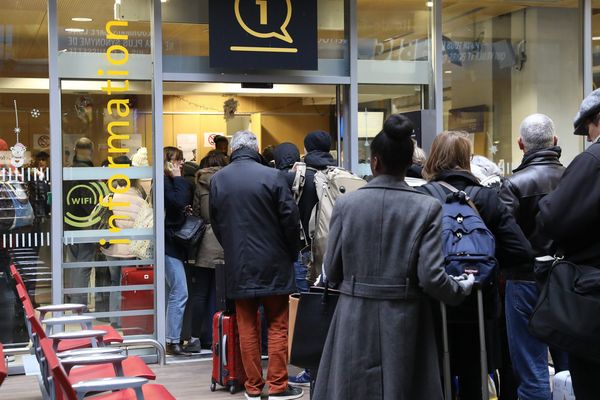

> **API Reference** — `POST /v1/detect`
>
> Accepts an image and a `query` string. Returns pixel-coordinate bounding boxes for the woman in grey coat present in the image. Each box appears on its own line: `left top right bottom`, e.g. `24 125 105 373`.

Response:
313 115 474 400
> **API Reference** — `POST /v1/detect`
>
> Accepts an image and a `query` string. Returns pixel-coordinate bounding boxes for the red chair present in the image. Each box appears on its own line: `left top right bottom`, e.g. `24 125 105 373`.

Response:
22 295 156 383
0 343 7 387
10 264 124 351
40 338 174 400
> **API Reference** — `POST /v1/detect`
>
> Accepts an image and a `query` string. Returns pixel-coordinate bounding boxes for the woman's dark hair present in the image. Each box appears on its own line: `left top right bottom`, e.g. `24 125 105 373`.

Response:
200 150 228 168
164 146 183 177
371 114 415 176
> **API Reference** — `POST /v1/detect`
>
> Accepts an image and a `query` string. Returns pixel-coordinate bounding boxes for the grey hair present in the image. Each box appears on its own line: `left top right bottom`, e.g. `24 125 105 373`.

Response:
231 130 259 152
520 114 555 151
471 155 503 178
412 146 427 166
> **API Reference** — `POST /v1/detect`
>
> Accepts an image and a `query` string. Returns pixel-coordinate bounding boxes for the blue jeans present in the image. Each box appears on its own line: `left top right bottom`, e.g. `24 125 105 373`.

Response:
294 250 310 293
505 280 551 400
165 255 188 343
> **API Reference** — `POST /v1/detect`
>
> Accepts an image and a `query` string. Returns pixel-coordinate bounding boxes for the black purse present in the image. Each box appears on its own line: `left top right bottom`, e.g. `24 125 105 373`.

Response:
529 259 600 362
289 285 340 370
172 214 206 250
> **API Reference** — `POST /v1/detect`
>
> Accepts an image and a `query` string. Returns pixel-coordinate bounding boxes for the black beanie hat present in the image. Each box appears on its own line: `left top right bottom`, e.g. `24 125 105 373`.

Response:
304 131 332 152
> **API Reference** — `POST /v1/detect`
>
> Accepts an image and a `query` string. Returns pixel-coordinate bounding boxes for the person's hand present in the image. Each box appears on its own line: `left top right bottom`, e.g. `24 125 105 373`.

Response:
451 273 475 296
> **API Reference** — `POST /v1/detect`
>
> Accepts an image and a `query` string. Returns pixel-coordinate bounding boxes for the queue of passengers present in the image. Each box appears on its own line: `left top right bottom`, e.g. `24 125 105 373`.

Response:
160 88 600 400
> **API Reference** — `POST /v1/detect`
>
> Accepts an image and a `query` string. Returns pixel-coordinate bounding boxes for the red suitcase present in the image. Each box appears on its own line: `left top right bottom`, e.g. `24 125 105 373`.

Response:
121 266 154 335
210 311 247 394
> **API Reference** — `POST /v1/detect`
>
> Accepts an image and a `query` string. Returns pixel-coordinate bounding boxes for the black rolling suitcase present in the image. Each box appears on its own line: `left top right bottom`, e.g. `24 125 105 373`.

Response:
441 285 489 400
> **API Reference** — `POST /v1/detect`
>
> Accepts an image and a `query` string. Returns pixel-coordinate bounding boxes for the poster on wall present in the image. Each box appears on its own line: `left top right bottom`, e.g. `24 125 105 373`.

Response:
204 132 224 148
177 133 198 162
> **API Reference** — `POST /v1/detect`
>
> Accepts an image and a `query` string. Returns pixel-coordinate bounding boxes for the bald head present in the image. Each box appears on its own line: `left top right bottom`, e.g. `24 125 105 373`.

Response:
519 114 556 152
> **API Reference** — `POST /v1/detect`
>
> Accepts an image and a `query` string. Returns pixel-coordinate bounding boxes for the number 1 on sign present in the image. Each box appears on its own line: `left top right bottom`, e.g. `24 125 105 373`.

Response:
256 0 268 25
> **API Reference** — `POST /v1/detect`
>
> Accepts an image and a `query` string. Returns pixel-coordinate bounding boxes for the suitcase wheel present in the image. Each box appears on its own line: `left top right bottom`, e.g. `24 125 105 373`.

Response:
210 382 216 392
229 385 236 395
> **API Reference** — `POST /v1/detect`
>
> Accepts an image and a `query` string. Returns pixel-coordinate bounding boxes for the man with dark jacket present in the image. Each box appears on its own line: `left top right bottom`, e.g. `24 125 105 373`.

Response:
539 89 600 399
499 114 566 400
210 130 303 400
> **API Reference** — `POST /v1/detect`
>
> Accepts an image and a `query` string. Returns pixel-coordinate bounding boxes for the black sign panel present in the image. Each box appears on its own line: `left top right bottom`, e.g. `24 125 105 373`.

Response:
209 0 318 70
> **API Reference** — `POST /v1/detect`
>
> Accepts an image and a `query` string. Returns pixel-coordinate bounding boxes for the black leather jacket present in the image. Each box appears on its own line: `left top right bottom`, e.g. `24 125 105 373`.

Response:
499 147 565 279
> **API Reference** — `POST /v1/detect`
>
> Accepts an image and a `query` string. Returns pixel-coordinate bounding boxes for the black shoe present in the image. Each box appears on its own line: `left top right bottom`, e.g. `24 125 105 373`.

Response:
268 385 303 400
184 338 202 353
166 343 192 356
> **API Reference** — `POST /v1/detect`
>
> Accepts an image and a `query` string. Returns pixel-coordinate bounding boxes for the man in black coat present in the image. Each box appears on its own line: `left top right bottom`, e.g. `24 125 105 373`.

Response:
539 88 600 399
210 130 303 400
499 114 567 400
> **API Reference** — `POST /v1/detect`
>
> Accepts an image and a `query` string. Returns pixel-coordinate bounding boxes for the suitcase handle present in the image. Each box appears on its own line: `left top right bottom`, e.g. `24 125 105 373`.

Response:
222 334 228 367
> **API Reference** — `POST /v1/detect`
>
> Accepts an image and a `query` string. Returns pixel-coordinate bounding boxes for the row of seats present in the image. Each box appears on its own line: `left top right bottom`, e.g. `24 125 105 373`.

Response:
9 263 175 400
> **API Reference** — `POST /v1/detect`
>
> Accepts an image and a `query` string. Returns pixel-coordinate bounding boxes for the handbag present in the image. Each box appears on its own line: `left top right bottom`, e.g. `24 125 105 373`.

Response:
529 259 600 362
172 213 206 250
289 285 340 369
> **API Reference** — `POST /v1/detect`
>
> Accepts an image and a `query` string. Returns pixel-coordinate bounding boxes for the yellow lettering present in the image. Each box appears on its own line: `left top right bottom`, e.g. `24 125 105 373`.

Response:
100 196 130 211
108 214 129 233
107 44 129 65
107 99 130 118
98 69 129 76
107 121 130 154
105 21 128 40
256 0 268 25
99 238 131 245
108 156 130 168
101 80 129 96
109 175 131 194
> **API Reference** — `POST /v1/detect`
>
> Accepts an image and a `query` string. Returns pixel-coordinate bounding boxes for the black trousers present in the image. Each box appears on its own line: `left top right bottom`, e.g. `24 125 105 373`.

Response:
569 354 600 400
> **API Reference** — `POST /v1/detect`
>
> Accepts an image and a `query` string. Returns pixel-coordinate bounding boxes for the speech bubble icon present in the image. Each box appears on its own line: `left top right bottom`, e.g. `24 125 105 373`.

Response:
234 0 294 44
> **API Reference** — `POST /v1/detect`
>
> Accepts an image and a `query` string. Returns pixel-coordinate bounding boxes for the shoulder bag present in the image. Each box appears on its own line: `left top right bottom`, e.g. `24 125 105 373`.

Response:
529 259 600 362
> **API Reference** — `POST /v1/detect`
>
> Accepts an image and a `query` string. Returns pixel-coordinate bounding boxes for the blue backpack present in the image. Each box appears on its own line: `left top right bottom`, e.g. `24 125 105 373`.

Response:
424 182 497 285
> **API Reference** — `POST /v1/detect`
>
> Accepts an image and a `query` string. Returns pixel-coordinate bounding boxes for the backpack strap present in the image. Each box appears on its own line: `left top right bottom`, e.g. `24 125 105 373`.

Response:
291 162 307 204
439 182 482 217
422 182 449 204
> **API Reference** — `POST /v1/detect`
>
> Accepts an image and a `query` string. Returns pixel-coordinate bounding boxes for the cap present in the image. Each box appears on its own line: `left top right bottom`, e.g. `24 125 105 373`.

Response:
574 88 600 135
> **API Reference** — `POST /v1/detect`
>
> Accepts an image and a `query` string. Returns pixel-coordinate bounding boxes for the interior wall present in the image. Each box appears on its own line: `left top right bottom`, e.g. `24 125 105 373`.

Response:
161 94 333 161
510 7 583 167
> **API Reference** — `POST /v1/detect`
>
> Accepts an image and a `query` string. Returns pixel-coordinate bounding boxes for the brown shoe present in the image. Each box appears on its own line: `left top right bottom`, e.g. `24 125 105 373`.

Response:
166 343 192 356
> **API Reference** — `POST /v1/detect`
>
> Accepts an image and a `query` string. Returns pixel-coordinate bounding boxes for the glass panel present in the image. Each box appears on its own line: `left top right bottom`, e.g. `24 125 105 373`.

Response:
593 1 600 89
58 0 156 337
357 1 431 84
357 84 424 178
162 0 348 76
0 0 50 355
442 1 583 172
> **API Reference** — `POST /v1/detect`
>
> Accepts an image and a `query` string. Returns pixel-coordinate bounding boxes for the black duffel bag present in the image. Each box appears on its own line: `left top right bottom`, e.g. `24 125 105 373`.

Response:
529 259 600 362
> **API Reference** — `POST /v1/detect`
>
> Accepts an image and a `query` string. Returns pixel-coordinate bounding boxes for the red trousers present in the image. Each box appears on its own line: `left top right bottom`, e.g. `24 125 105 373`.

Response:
235 295 289 395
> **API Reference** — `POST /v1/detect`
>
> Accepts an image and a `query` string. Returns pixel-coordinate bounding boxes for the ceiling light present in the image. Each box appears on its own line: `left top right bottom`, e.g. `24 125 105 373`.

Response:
161 0 168 2
71 17 92 22
426 2 433 7
594 36 600 41
444 70 452 74
65 28 85 33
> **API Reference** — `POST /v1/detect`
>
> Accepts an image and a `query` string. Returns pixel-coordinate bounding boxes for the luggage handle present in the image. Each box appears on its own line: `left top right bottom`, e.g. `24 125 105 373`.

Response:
441 287 489 400
222 334 228 367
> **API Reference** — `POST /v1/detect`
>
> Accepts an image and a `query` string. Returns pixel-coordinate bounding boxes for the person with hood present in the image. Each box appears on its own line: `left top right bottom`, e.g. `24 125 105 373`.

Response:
181 150 228 352
313 115 474 400
273 142 301 190
499 114 567 400
298 131 337 280
210 130 303 400
538 88 600 399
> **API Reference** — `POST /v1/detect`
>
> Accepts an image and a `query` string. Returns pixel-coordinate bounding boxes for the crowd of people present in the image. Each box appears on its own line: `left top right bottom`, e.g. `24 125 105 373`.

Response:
160 89 600 400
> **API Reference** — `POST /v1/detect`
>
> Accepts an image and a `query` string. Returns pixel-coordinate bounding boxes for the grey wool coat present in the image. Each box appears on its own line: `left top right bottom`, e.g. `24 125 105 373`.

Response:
313 175 467 400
